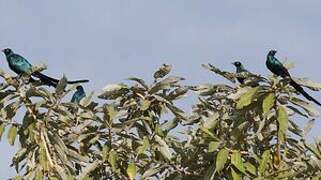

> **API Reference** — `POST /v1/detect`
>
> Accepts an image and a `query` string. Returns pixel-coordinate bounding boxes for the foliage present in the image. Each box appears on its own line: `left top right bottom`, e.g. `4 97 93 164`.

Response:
0 63 321 180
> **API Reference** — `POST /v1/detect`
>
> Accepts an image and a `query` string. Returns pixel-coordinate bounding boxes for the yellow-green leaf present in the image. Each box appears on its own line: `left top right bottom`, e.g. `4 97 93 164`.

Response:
0 123 5 140
236 87 259 109
290 97 320 117
209 141 221 153
79 161 101 180
231 167 241 180
13 176 23 180
108 150 118 172
231 151 246 174
259 150 271 175
153 64 172 80
7 125 17 146
35 170 43 180
215 149 229 173
155 135 173 161
104 105 118 125
127 163 137 180
262 93 275 115
39 144 48 171
137 137 150 155
277 106 288 143
245 162 257 176
141 99 151 111
55 75 68 95
79 91 94 107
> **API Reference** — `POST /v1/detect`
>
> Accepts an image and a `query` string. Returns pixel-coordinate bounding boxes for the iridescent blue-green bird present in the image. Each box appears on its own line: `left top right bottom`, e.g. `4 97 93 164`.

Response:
232 61 248 84
266 49 321 106
71 86 86 103
2 48 89 87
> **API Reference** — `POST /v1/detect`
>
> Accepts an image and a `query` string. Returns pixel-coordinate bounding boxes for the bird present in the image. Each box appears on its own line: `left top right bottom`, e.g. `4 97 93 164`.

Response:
71 85 86 103
2 48 89 87
266 49 321 106
232 61 248 84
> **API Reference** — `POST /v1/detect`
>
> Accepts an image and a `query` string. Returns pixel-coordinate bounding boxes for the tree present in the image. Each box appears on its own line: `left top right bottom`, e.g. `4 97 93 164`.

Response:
0 63 321 179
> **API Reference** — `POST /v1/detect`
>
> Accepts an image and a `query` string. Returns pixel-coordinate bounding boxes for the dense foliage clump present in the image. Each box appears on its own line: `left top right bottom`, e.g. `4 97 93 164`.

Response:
0 63 321 179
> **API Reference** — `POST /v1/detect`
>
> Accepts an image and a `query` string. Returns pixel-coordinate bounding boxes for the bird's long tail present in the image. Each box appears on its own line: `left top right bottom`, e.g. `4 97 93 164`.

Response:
290 79 321 106
32 72 89 87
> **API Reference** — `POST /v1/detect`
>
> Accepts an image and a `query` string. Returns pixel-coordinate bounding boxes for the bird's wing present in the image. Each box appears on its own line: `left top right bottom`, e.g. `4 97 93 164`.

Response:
71 93 77 103
12 54 32 67
10 54 33 73
273 58 291 77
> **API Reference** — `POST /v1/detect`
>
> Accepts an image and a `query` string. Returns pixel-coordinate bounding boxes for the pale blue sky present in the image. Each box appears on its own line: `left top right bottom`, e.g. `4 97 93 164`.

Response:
1 0 321 178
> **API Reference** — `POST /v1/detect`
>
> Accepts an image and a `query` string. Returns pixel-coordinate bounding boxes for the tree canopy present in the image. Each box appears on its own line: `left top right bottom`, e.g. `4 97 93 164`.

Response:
0 63 321 179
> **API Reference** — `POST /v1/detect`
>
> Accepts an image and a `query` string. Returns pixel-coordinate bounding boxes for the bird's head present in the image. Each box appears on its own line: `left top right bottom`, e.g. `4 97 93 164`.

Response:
232 61 242 67
268 49 277 56
1 48 13 56
76 85 84 91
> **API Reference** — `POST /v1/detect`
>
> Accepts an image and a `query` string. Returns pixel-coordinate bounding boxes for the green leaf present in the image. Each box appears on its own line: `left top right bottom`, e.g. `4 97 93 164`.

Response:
0 91 13 101
67 148 90 163
1 102 19 120
245 162 257 176
149 76 184 94
137 137 150 155
231 167 241 180
55 75 68 95
161 118 179 132
35 170 43 180
203 113 219 130
208 141 221 153
259 150 271 175
127 163 137 180
236 87 259 109
7 125 17 146
55 164 71 180
304 119 315 136
108 150 118 172
215 149 229 173
231 151 246 174
168 87 188 100
0 123 5 140
79 161 101 180
155 135 173 161
79 91 94 107
262 93 275 115
103 105 118 125
141 99 151 111
292 77 321 91
290 97 320 117
202 63 236 83
98 83 129 100
277 106 288 143
13 176 23 180
39 144 48 171
228 87 251 100
153 64 172 80
127 77 149 89
142 166 163 179
155 124 165 137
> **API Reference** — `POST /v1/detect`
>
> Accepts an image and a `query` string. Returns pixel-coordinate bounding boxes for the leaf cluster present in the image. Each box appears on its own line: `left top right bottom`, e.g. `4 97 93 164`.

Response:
0 63 321 180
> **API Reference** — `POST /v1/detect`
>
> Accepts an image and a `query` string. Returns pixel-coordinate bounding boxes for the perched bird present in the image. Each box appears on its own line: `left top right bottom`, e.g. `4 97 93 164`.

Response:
2 48 89 87
232 61 248 84
71 85 86 103
266 49 321 106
